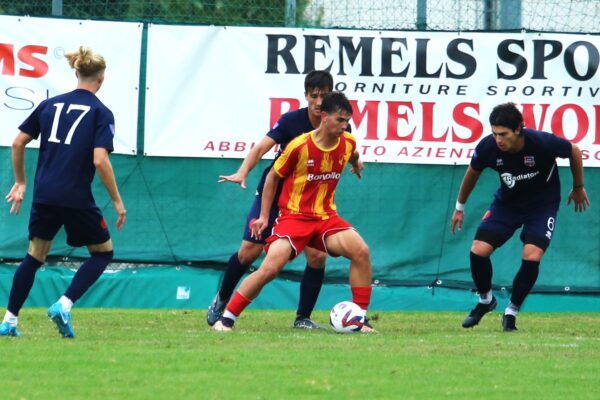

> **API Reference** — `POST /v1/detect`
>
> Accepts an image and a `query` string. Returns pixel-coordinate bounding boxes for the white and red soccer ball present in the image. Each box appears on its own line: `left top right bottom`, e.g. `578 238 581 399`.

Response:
329 301 365 333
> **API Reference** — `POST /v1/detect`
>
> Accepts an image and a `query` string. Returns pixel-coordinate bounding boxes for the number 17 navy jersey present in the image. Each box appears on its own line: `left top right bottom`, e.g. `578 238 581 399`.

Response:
18 88 115 209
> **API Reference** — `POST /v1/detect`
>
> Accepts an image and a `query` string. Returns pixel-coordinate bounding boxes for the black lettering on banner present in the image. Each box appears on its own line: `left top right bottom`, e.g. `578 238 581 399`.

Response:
415 38 442 78
303 35 332 74
532 40 562 79
564 41 599 81
380 37 409 77
497 39 527 80
265 34 299 74
338 36 374 76
446 38 476 79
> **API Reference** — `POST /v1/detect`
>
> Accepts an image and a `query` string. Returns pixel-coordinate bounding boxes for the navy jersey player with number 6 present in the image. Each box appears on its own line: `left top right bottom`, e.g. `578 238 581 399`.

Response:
0 47 126 338
450 102 589 332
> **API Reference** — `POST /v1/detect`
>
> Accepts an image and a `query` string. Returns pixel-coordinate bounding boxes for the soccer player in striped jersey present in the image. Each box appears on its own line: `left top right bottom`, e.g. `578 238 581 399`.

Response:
211 71 356 330
451 102 589 331
0 47 126 338
214 92 374 332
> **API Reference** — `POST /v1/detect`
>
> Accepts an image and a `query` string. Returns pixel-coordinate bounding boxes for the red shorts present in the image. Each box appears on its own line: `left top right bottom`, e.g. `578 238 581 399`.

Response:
265 213 354 258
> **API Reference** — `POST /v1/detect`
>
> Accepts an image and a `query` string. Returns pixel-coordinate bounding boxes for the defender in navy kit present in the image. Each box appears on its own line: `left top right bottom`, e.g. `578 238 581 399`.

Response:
451 102 589 331
0 47 126 338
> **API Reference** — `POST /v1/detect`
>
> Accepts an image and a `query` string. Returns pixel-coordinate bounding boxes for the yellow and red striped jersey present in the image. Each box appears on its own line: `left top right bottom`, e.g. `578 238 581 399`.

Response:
273 130 356 219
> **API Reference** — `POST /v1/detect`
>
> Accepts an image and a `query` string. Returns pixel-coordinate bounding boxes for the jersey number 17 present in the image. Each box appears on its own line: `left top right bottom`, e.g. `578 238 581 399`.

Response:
48 103 91 145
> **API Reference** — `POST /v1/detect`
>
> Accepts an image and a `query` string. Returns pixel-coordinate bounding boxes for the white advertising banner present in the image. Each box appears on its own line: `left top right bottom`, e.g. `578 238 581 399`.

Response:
0 16 141 155
145 25 600 166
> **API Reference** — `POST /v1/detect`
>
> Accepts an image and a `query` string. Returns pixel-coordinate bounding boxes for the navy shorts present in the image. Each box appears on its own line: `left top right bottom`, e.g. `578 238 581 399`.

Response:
474 200 559 251
242 192 280 245
29 203 110 247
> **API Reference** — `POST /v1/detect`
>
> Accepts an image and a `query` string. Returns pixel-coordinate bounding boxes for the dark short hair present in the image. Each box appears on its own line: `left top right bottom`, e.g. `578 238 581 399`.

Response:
321 91 352 115
304 70 333 93
489 103 523 131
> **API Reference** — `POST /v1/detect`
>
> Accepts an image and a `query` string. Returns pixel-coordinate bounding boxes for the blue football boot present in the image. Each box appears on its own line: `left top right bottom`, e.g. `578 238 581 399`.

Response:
47 302 75 338
0 321 20 337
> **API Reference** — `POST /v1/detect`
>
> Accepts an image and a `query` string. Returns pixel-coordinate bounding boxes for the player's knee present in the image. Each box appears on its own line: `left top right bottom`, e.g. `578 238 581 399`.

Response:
306 251 326 269
238 243 263 265
470 240 494 257
522 245 544 261
351 243 371 266
257 265 280 283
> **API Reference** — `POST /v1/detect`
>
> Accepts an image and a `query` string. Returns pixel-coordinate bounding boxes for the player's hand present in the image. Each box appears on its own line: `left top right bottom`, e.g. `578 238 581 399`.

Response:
450 210 464 234
567 186 589 212
350 159 363 179
250 217 268 240
218 172 247 189
6 182 25 215
113 199 127 230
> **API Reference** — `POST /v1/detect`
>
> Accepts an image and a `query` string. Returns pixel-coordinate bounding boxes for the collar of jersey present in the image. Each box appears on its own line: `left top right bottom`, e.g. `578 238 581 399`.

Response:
310 130 341 152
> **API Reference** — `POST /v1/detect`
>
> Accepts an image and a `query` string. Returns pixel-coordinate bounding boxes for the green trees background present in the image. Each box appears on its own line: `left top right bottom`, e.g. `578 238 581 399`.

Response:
0 0 311 26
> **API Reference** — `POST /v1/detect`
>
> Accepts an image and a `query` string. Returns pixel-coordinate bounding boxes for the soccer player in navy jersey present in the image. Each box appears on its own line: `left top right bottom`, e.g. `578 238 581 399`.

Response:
213 92 373 333
210 71 358 329
451 102 589 331
0 47 126 338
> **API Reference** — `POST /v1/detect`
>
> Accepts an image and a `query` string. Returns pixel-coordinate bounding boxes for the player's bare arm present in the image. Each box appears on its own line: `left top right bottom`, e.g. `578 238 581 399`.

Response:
218 136 277 189
349 150 363 179
451 165 482 234
250 168 281 239
94 148 126 230
6 132 33 215
566 144 590 212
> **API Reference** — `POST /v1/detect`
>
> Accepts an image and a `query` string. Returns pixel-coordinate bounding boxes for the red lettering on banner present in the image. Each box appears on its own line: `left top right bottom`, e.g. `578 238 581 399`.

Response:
387 101 415 140
551 104 588 143
267 97 599 150
204 141 215 151
269 97 300 129
204 141 257 153
421 102 448 142
0 44 15 75
350 100 379 140
18 45 49 78
521 103 550 130
234 142 247 152
595 105 600 145
397 147 408 156
219 142 231 151
421 102 444 142
451 102 482 143
0 43 49 78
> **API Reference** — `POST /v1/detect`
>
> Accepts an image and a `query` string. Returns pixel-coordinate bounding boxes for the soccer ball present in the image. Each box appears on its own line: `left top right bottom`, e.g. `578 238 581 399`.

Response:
329 301 365 333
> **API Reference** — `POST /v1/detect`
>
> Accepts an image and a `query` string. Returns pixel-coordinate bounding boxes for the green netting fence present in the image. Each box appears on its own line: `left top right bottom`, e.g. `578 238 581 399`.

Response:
0 0 599 32
1 148 598 295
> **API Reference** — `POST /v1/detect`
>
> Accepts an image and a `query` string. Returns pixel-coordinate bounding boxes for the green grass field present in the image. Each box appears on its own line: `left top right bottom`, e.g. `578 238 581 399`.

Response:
1 308 599 399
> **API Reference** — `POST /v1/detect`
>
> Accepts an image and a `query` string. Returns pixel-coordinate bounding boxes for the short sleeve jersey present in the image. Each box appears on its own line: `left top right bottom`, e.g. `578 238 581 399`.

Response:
19 89 115 208
255 107 352 194
273 130 357 219
470 128 572 208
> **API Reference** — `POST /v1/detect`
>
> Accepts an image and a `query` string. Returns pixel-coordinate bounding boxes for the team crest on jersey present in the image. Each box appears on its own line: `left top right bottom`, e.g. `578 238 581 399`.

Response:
524 155 535 167
496 158 504 166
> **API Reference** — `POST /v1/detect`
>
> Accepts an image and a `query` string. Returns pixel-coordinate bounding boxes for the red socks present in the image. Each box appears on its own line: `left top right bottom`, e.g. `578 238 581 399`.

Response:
227 291 252 316
351 286 372 310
